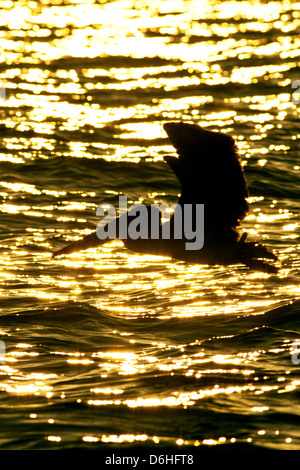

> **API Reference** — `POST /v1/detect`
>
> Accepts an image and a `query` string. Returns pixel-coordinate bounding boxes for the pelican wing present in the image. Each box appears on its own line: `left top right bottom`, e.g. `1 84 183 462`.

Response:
163 122 249 228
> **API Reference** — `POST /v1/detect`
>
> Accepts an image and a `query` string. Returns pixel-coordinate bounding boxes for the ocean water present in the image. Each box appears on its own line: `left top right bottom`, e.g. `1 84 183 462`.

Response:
0 0 300 452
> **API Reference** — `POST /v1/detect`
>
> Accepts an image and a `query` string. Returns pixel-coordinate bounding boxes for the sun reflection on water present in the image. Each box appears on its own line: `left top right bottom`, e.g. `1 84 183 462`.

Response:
0 0 299 451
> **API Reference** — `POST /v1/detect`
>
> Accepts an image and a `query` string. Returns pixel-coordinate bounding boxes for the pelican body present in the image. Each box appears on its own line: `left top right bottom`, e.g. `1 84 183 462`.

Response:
52 122 278 274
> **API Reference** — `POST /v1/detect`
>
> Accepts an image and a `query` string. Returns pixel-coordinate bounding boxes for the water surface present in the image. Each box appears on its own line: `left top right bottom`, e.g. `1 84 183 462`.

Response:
0 0 300 451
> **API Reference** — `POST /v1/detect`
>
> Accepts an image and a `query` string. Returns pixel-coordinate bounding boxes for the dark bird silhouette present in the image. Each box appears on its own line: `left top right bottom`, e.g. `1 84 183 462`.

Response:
52 122 279 274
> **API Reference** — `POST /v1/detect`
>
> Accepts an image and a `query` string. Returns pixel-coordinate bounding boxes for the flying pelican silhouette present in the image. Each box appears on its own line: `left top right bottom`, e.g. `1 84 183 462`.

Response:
52 122 278 274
